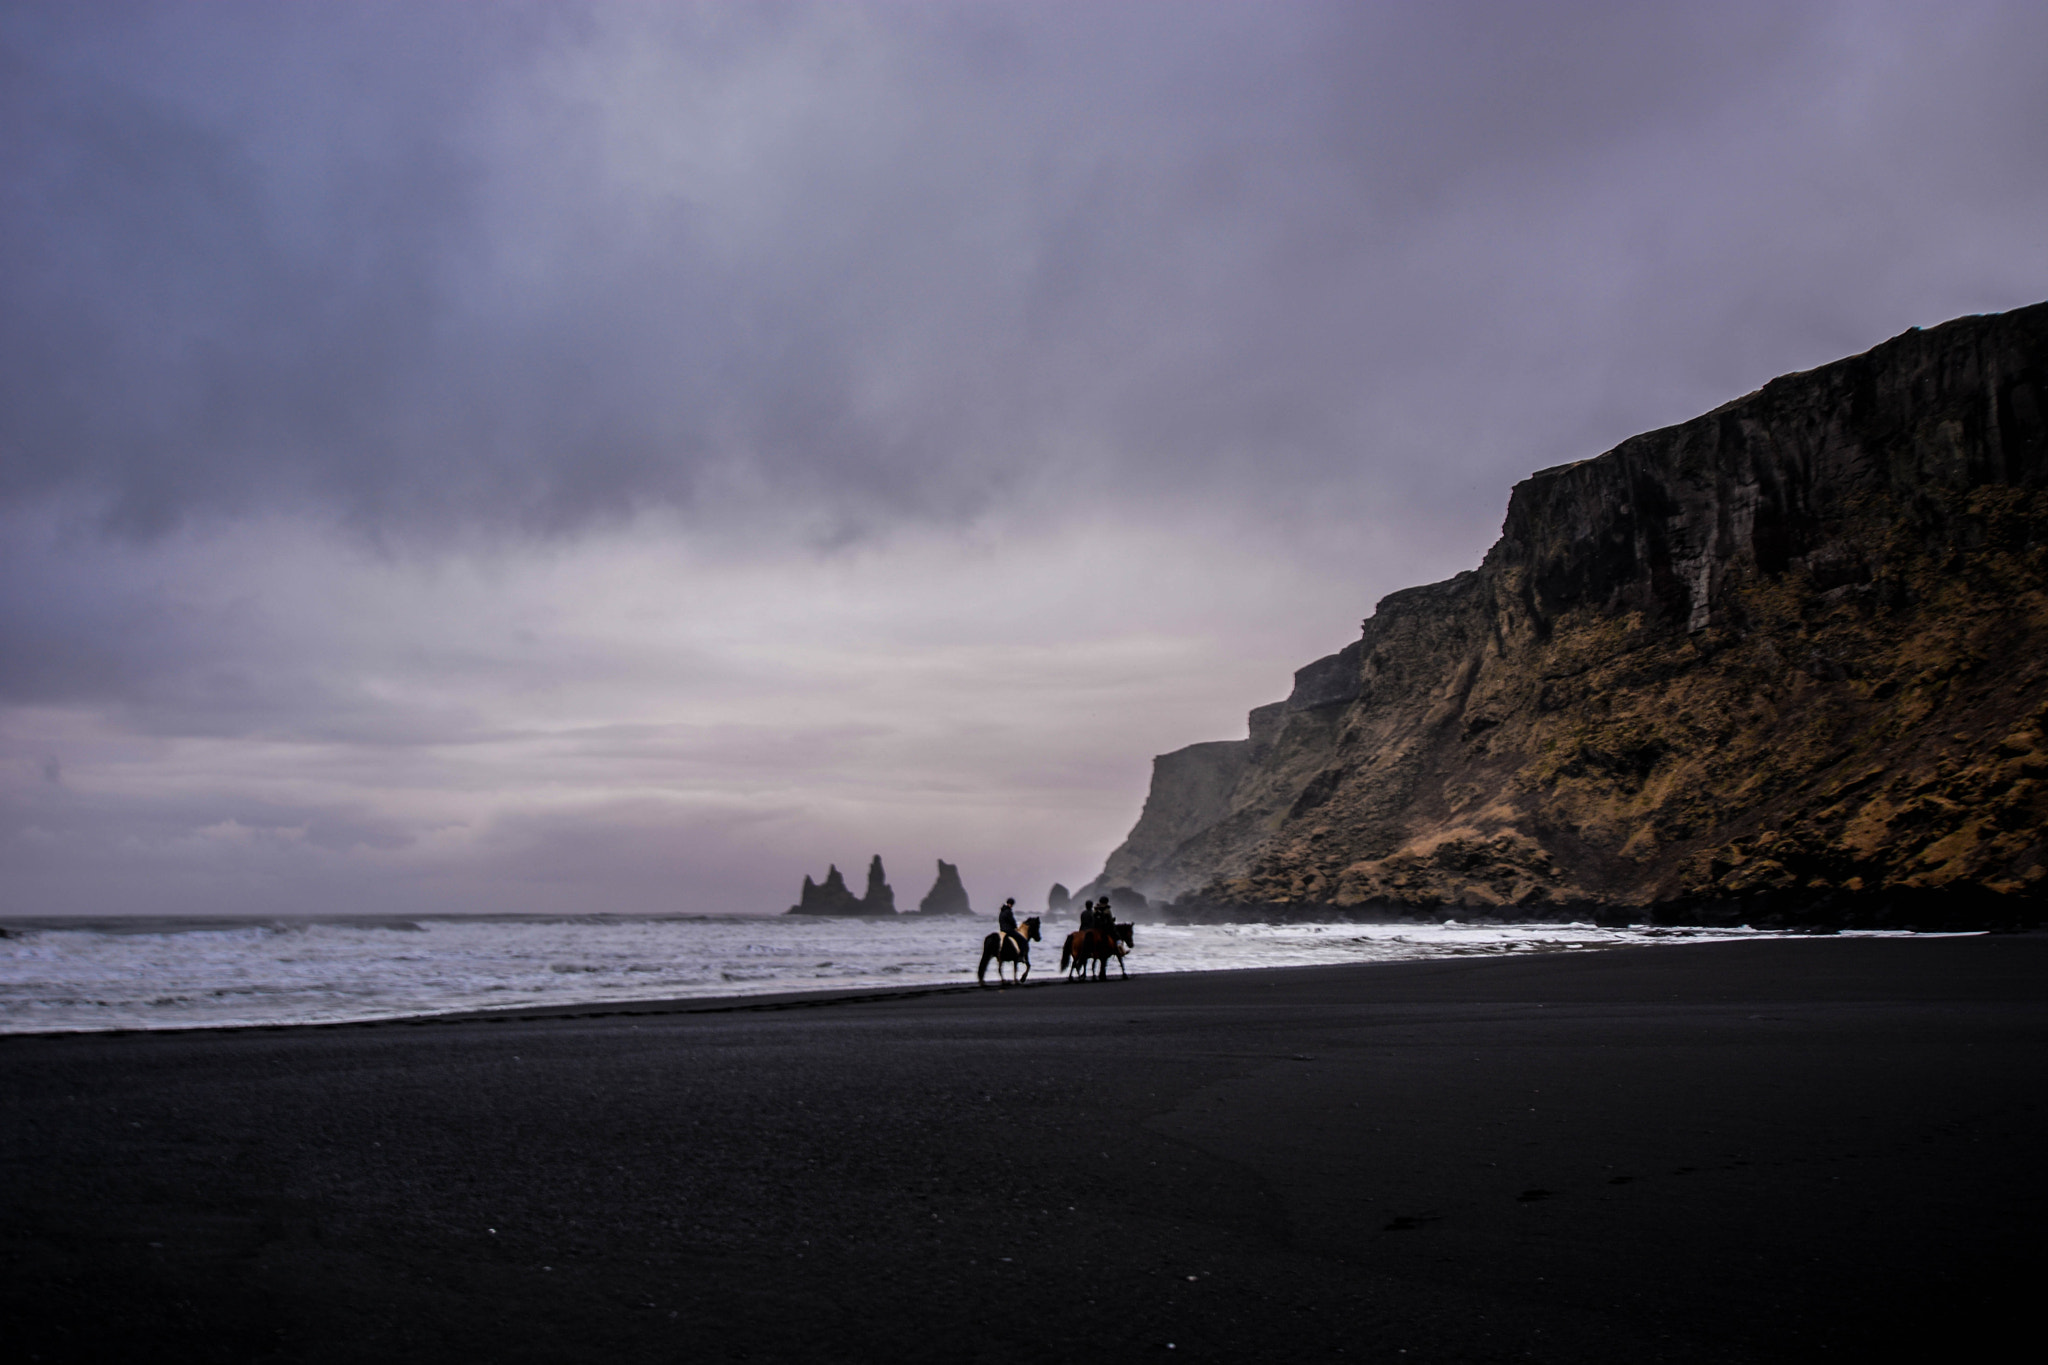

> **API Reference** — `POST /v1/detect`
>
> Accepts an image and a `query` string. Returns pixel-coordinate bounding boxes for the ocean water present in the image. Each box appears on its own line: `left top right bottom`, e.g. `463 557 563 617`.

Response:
0 913 1914 1035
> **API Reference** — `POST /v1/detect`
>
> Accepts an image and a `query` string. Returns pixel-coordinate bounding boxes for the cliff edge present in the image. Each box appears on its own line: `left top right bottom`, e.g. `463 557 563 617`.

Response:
1091 302 2048 927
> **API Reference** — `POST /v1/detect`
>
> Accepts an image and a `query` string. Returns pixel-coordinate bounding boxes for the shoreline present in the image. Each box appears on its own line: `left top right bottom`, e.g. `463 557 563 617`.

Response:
1 977 1011 1041
6 936 2044 1362
0 926 1980 1041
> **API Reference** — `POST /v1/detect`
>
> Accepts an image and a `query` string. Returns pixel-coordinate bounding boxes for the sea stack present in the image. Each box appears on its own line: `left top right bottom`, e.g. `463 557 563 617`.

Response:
860 855 897 915
916 860 974 915
787 864 867 916
1087 301 2048 930
788 857 898 916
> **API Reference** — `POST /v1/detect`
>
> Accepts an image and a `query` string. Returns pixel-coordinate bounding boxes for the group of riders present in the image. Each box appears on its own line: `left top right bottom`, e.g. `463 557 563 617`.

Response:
981 894 1129 985
996 894 1120 942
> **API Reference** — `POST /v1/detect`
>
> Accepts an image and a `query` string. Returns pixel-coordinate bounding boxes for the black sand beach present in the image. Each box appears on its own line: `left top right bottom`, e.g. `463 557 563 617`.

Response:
5 936 2044 1363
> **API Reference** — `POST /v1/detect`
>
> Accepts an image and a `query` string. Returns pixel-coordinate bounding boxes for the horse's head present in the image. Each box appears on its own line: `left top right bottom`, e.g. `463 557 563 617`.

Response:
1023 916 1041 940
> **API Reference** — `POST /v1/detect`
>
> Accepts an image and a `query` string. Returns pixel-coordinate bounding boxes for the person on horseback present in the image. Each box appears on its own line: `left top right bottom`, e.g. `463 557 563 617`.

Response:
979 909 1038 986
1061 898 1130 981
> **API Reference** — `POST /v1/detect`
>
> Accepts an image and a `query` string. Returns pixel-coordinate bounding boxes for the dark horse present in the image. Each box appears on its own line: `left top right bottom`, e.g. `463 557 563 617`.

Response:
977 916 1040 987
1060 922 1133 980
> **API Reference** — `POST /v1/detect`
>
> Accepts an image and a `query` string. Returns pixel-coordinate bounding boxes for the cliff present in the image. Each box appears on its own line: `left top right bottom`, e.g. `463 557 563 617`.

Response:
1092 302 2048 928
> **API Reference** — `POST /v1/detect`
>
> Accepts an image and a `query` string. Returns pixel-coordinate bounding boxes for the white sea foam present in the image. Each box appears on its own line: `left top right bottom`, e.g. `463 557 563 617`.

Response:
0 914 1939 1034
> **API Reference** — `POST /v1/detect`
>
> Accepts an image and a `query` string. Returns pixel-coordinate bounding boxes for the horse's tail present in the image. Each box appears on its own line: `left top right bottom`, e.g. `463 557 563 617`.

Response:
977 934 995 985
1060 934 1074 973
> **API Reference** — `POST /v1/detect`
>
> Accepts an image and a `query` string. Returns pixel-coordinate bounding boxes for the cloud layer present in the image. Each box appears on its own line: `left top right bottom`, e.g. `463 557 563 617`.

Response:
3 2 2046 916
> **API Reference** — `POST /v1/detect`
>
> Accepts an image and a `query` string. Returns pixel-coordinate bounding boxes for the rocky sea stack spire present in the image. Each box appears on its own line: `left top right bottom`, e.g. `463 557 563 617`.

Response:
787 857 898 916
788 864 862 916
860 855 896 915
1090 302 2048 931
916 860 973 915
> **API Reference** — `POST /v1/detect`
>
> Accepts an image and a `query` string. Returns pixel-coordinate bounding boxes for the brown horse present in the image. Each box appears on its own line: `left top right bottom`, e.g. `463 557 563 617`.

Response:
1060 922 1133 980
977 916 1040 987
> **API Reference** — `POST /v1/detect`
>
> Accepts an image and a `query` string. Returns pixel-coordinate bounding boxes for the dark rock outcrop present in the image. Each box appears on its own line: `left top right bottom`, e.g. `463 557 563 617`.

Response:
860 856 896 915
788 864 865 916
1046 883 1072 913
1092 302 2048 928
1106 886 1150 917
788 856 898 916
916 860 974 916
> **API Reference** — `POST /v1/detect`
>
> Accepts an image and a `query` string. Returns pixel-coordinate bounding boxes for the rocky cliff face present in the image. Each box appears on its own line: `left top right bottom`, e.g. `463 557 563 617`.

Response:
1093 302 2048 927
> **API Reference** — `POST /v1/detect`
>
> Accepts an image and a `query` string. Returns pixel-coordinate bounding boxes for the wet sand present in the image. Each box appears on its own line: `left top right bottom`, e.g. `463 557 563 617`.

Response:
5 935 2044 1363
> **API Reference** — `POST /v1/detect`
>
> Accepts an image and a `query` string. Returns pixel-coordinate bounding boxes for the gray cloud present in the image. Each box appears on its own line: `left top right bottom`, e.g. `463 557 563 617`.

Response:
3 2 2046 917
5 1 2041 545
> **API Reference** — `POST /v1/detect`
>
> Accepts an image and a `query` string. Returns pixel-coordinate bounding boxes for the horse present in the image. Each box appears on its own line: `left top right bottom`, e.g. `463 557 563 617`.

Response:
1060 921 1134 981
977 916 1040 987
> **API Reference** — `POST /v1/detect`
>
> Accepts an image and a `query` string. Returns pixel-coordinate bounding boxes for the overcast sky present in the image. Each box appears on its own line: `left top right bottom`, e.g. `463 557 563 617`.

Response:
4 1 2045 919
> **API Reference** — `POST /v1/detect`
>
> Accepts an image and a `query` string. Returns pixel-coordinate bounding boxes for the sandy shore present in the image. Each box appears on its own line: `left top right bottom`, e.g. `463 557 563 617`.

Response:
5 936 2044 1363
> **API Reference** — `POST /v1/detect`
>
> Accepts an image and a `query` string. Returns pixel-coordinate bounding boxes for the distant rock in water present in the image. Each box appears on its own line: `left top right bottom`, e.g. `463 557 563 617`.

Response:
1046 882 1072 913
917 860 974 915
788 864 865 916
1069 880 1154 918
1089 301 2048 931
860 855 897 915
788 856 898 916
1107 886 1149 917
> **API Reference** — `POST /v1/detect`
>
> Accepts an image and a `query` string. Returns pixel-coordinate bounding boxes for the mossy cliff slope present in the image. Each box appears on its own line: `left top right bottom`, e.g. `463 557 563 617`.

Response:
1098 302 2048 926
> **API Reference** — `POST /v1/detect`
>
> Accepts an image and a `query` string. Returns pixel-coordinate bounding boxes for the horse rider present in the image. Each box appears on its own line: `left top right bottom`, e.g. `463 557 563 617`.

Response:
998 897 1019 946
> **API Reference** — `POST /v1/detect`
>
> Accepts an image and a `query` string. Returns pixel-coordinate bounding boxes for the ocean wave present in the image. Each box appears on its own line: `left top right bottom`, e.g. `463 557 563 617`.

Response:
0 914 1856 1035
